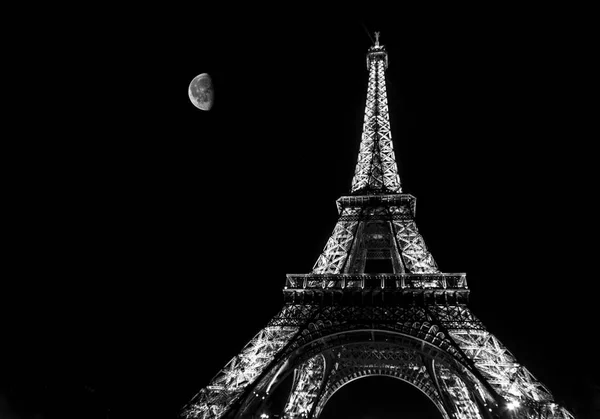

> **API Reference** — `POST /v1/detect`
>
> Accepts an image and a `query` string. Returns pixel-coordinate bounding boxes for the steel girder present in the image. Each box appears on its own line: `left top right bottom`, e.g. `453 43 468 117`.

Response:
310 344 449 417
181 305 316 419
312 207 360 274
282 354 326 417
311 202 438 275
392 214 439 273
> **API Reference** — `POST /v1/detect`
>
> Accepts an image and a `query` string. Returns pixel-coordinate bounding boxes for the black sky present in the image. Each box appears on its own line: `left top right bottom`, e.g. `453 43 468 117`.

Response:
4 6 598 419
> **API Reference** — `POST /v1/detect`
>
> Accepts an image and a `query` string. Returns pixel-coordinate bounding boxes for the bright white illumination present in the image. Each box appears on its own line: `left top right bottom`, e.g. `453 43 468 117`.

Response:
507 400 521 410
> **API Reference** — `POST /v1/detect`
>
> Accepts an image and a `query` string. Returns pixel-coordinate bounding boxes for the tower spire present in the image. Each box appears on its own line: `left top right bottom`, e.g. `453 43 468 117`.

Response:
350 32 402 195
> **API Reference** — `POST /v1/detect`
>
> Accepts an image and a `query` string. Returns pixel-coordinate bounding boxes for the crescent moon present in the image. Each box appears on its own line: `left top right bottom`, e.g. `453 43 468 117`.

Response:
188 73 213 111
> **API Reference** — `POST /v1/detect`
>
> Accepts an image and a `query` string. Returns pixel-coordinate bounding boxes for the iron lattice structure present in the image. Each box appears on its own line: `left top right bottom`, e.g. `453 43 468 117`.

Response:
182 33 574 419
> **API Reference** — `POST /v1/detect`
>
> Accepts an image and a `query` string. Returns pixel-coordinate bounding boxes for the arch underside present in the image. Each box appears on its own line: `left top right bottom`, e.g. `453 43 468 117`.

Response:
281 339 486 419
183 304 574 419
308 343 449 418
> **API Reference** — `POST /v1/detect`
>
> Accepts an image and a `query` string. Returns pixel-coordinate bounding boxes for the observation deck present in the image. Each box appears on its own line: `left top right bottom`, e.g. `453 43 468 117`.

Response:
283 273 469 306
336 194 417 216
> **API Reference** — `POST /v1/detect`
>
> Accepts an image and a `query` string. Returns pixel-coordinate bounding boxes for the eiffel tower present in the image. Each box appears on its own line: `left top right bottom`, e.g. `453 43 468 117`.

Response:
182 33 574 419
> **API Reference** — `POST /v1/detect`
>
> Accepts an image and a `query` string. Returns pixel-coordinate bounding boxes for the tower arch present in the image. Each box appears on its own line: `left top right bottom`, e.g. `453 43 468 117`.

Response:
251 326 494 419
319 374 445 419
316 373 446 419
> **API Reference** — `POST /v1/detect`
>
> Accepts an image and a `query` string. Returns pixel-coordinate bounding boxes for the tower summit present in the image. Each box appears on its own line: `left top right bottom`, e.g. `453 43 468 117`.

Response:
182 34 574 419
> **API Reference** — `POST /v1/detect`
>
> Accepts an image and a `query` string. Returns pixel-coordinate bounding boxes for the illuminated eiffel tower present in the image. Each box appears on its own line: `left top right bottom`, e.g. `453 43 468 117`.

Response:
182 33 574 419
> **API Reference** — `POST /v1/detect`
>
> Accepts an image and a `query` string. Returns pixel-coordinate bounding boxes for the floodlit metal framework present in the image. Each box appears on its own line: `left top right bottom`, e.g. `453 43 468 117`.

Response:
182 33 574 419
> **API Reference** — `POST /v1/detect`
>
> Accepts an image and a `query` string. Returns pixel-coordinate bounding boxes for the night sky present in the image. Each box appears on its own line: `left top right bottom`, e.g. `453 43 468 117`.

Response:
4 7 598 419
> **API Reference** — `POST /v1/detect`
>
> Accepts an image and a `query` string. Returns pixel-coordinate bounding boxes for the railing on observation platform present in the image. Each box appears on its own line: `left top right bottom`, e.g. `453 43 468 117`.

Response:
335 194 416 215
283 273 469 305
285 273 467 291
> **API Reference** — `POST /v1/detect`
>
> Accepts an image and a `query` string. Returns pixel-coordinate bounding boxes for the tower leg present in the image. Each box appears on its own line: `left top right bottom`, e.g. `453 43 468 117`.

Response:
181 305 318 419
282 354 327 418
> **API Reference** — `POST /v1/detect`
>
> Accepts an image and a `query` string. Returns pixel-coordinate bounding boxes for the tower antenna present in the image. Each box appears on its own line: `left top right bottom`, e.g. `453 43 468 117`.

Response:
361 21 375 45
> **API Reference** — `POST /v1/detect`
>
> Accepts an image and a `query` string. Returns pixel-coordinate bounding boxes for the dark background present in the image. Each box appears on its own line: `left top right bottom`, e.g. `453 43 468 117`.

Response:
4 6 598 419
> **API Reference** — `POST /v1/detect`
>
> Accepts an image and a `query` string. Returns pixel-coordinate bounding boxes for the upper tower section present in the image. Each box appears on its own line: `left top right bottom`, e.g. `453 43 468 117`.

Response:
350 32 402 195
